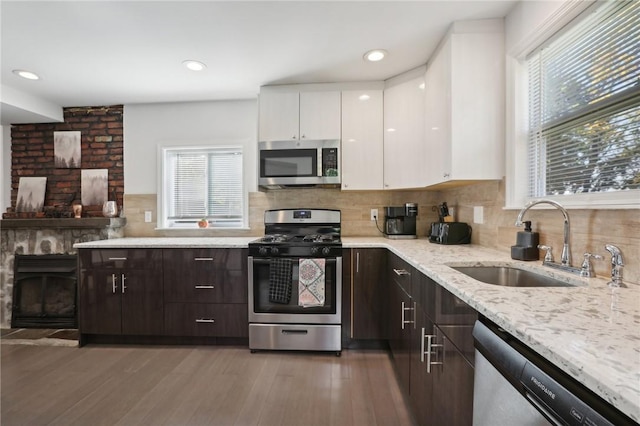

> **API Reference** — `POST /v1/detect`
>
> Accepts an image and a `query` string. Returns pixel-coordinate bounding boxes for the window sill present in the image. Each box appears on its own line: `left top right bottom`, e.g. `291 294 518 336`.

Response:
504 192 640 210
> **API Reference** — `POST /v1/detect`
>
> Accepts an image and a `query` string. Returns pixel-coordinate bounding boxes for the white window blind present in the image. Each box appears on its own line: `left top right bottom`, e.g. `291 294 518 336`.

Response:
527 0 640 198
164 147 243 228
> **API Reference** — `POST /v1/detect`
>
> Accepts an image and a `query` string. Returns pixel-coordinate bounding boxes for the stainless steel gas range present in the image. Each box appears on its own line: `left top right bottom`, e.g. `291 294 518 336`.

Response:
248 208 342 355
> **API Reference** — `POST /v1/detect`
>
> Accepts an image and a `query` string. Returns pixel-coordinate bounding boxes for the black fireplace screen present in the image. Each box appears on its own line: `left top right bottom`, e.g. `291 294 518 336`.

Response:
12 254 78 329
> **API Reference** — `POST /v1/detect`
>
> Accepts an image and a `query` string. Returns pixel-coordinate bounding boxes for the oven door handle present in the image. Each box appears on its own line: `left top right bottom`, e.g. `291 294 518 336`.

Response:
251 258 338 265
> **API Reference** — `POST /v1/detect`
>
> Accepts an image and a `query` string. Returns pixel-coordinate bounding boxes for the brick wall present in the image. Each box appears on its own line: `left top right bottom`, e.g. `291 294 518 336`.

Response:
6 105 123 218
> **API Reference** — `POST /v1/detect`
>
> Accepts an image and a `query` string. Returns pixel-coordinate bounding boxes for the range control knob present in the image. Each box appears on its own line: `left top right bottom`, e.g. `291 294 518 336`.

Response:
311 246 320 256
258 247 268 256
270 246 279 255
322 247 331 256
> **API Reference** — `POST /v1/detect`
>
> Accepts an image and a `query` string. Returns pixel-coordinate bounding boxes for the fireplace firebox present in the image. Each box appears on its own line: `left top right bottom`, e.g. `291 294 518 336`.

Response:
11 254 78 329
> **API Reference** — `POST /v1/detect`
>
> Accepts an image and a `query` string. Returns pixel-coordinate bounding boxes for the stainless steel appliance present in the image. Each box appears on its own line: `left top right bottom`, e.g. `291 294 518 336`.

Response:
258 140 340 189
473 319 635 426
383 203 418 239
248 208 342 354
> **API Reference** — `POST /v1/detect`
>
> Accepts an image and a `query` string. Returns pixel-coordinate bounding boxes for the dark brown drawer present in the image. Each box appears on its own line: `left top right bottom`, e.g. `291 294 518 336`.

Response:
162 248 247 303
164 303 248 337
389 253 413 295
78 249 161 270
163 269 247 303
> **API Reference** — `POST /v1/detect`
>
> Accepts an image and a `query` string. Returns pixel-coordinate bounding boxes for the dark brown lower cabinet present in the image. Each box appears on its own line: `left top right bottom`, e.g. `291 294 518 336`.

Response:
351 248 388 339
78 249 163 336
432 326 474 426
164 303 248 337
387 252 476 426
389 279 413 393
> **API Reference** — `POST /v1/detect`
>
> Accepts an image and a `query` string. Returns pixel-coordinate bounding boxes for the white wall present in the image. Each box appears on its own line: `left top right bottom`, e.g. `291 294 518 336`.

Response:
1 125 11 213
123 99 258 195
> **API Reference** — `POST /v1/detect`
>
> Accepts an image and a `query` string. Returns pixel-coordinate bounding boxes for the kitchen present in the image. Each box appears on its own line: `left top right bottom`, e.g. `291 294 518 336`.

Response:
1 1 639 425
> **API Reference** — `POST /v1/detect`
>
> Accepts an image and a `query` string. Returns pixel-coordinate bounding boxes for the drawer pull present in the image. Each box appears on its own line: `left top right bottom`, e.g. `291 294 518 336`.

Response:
195 318 215 323
108 257 127 261
194 285 214 289
111 274 117 293
282 329 308 335
394 268 410 276
194 257 214 261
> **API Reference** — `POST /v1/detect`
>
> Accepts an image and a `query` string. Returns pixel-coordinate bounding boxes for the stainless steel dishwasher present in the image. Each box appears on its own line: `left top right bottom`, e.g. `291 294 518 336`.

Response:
472 319 636 426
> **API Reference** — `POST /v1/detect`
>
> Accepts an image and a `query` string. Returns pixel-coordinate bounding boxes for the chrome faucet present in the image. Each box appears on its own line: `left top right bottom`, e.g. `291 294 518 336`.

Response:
516 199 572 267
604 244 625 288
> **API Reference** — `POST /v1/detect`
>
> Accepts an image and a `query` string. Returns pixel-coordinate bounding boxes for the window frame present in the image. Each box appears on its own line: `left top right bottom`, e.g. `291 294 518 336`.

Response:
505 0 640 210
157 144 248 230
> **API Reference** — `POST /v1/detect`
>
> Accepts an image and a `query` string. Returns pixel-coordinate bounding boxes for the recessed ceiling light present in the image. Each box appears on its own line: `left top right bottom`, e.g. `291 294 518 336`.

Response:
182 60 207 71
12 69 39 80
364 49 387 62
358 94 371 101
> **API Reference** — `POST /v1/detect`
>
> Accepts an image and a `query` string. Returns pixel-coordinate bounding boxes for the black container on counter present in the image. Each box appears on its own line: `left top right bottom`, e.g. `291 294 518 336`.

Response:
511 221 539 261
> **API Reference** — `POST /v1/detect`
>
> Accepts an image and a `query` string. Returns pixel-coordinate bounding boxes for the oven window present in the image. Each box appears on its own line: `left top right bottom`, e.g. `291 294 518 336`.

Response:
261 150 317 177
252 258 337 314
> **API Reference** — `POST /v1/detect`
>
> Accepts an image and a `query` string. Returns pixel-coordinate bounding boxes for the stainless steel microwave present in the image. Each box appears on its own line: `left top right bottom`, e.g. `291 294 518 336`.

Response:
258 139 340 188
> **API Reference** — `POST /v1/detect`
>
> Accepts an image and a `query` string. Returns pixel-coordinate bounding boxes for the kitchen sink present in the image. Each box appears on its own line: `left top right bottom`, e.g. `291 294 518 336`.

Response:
451 266 576 288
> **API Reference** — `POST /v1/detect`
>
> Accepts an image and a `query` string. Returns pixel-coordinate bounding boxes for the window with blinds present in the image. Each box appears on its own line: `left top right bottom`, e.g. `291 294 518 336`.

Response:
527 0 640 198
163 146 244 228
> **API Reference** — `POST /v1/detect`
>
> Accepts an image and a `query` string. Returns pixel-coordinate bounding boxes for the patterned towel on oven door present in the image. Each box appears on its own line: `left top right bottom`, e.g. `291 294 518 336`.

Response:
269 258 293 304
298 258 325 307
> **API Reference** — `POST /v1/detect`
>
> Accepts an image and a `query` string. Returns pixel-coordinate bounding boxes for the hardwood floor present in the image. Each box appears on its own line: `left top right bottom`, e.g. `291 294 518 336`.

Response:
1 344 415 426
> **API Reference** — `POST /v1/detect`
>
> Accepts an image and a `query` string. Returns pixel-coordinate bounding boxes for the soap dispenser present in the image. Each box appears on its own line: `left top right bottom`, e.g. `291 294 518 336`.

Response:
510 221 540 261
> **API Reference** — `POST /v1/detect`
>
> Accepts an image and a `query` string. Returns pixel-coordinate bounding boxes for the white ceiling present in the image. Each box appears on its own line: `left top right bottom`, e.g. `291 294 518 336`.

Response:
1 0 518 124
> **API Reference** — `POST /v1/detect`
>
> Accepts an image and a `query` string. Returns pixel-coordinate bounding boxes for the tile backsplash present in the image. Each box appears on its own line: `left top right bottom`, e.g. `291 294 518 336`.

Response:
123 189 443 238
124 180 639 285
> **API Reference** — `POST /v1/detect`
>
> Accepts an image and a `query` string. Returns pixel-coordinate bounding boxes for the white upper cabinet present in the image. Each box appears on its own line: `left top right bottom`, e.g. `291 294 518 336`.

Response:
299 92 341 141
258 88 341 142
341 89 384 190
424 19 505 188
258 91 299 142
383 72 426 189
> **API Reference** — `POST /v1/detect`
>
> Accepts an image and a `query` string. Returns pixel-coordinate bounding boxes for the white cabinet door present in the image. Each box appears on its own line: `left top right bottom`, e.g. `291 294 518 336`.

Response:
424 20 504 187
383 75 426 189
448 31 504 181
259 90 341 142
424 37 451 185
300 91 341 141
341 90 384 190
258 91 300 142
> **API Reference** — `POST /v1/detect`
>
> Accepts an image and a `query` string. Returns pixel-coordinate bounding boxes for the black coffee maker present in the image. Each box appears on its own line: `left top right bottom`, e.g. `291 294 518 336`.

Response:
384 203 418 239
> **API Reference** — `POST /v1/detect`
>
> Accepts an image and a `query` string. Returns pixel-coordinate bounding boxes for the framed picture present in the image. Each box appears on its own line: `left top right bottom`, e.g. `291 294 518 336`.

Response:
16 177 47 212
81 169 108 206
54 131 81 168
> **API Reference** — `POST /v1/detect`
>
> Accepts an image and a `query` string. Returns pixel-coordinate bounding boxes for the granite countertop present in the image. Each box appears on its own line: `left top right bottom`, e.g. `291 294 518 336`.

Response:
73 236 640 421
73 237 256 248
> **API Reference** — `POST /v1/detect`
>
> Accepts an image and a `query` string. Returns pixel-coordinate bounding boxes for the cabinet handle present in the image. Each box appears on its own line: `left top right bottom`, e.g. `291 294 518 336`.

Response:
401 301 414 330
195 319 215 323
194 285 214 289
121 274 126 294
443 173 450 179
111 273 117 293
301 134 306 139
426 334 444 374
356 252 360 274
413 301 417 330
108 257 127 261
394 268 410 276
421 327 434 363
292 135 297 139
194 257 214 261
